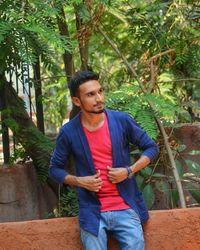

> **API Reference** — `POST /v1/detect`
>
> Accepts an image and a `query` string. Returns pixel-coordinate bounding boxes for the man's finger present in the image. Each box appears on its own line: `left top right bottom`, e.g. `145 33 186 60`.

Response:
108 167 117 173
95 170 101 177
96 179 103 184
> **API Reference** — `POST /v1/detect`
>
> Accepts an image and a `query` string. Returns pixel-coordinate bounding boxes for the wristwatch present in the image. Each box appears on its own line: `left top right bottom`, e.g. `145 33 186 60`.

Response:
126 166 134 179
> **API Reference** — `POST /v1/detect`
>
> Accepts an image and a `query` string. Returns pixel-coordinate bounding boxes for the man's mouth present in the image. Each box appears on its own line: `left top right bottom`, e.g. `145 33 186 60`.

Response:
95 103 104 107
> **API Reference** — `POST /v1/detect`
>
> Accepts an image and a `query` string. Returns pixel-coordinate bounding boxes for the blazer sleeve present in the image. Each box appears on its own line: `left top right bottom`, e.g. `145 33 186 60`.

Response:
49 128 72 184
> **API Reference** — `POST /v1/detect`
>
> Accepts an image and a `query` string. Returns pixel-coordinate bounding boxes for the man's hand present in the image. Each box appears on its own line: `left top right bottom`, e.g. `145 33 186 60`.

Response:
76 170 103 192
107 166 128 184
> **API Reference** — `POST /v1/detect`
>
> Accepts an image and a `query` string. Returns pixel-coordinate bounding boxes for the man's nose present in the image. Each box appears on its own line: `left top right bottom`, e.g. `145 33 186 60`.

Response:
96 93 103 101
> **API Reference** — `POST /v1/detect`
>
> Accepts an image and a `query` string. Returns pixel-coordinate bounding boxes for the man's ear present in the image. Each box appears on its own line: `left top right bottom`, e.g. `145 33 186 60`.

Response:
72 97 81 107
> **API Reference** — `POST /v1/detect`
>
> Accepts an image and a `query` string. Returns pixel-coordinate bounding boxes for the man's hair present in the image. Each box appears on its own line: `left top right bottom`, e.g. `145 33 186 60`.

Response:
68 71 99 97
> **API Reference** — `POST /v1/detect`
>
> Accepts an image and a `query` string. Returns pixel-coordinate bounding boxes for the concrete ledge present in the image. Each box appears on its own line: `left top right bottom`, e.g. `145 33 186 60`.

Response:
0 208 200 250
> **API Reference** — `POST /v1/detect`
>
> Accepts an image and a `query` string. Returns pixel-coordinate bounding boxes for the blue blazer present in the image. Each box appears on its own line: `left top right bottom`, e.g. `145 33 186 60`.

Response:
49 109 159 236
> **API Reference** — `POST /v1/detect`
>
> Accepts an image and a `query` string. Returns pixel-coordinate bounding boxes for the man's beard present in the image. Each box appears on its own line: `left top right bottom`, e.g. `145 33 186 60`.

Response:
87 108 105 114
80 100 105 114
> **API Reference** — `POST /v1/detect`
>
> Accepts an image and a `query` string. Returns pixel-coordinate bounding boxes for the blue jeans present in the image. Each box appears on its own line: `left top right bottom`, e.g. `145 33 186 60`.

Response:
80 208 144 250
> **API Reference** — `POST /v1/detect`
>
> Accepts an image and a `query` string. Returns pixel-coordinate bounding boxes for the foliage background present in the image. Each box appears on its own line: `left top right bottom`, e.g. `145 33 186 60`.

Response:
0 0 200 215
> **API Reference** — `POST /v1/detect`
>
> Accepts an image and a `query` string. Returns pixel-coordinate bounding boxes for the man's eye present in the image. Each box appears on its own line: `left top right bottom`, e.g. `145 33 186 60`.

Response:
99 88 104 93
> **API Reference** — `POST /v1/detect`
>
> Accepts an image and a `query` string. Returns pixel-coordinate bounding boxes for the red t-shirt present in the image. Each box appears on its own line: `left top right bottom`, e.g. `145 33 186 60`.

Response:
83 115 130 212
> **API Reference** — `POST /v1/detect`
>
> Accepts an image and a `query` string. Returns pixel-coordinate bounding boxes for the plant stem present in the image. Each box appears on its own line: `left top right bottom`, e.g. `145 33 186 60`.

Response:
156 118 186 207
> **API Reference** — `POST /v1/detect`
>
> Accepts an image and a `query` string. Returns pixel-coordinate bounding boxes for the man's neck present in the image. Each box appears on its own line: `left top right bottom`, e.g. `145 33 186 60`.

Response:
81 112 105 131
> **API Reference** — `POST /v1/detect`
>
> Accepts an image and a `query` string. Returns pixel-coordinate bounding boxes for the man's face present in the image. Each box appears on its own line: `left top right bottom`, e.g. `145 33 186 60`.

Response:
72 80 105 114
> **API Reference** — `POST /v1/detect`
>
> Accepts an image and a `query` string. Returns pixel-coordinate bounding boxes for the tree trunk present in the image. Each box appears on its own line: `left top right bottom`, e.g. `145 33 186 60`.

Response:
56 5 80 119
75 10 89 71
0 74 53 183
33 57 45 134
0 79 10 164
56 6 74 81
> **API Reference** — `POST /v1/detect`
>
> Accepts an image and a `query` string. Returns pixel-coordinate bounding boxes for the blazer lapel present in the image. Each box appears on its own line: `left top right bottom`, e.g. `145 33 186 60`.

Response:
105 109 118 167
75 113 96 174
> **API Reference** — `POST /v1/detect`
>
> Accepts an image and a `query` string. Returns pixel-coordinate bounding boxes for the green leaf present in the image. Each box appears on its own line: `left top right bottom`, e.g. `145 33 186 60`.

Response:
170 189 179 208
136 174 145 190
175 160 184 178
188 150 200 156
177 144 187 152
187 184 200 204
77 3 91 22
185 160 200 176
152 173 167 178
140 167 152 177
143 184 155 209
106 84 159 139
155 180 170 194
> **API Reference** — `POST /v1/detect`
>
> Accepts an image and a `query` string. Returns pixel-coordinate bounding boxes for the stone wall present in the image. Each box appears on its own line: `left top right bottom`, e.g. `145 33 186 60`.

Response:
0 208 199 250
0 163 57 222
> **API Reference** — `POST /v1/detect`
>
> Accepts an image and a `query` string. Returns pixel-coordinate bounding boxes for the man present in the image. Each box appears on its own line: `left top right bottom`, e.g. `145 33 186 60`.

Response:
49 71 159 250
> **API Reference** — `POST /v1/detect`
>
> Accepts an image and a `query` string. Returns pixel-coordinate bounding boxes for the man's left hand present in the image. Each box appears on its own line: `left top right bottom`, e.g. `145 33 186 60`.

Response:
107 166 128 183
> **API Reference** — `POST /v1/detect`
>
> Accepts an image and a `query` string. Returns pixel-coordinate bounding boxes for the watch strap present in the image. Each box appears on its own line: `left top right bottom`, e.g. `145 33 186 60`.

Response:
126 166 133 178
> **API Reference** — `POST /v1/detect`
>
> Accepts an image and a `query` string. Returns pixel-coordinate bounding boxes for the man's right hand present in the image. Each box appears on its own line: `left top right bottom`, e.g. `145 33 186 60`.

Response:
64 170 103 192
